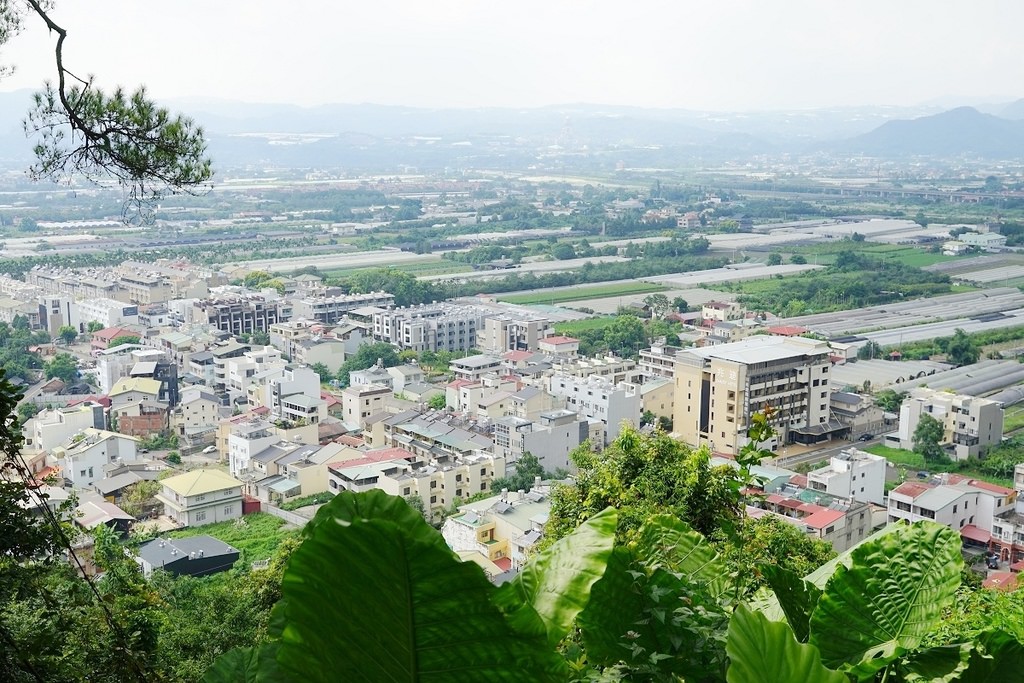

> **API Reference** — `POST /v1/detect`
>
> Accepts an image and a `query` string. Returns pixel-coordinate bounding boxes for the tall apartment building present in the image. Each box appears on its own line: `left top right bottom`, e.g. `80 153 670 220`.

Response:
897 387 1004 460
290 291 394 325
191 295 290 336
673 336 834 455
373 303 484 352
639 345 688 381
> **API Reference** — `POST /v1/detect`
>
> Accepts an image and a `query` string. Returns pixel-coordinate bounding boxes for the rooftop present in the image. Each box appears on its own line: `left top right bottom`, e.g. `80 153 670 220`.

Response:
160 469 242 497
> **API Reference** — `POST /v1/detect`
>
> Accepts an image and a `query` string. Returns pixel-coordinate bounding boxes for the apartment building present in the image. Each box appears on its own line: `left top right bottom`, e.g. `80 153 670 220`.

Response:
327 447 503 521
155 469 244 527
340 384 393 430
372 303 484 352
451 354 504 382
54 429 141 489
748 480 875 552
986 464 1024 563
897 387 1004 460
806 447 887 505
672 336 834 455
493 409 592 472
477 314 554 355
290 290 394 325
547 373 640 444
191 295 290 335
74 298 139 330
24 402 106 452
639 344 687 381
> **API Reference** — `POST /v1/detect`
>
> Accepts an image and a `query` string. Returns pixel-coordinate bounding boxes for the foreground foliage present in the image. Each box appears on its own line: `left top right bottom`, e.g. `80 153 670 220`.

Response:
205 487 1023 682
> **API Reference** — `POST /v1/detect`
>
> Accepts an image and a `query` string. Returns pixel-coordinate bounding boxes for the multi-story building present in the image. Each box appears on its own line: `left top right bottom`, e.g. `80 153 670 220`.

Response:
547 373 640 444
210 340 251 393
888 478 1015 549
191 295 290 336
672 336 834 455
897 387 1004 460
24 402 106 452
982 464 1024 564
53 429 141 489
155 469 244 527
493 409 592 472
373 303 484 352
639 344 687 381
340 384 393 430
74 297 139 330
327 446 504 521
290 291 394 325
477 314 554 355
807 447 887 505
748 479 875 552
451 354 504 382
547 355 641 385
442 486 552 576
829 391 886 439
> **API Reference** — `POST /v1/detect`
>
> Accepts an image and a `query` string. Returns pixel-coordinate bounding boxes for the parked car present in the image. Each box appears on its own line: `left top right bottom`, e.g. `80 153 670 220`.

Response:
202 445 217 454
858 433 874 441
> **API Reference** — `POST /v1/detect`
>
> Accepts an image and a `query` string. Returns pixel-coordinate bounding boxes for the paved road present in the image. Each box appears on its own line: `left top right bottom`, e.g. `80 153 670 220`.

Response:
772 436 882 469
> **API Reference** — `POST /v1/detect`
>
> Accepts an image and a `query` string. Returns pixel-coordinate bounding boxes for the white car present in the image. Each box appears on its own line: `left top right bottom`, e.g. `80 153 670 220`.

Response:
202 445 218 454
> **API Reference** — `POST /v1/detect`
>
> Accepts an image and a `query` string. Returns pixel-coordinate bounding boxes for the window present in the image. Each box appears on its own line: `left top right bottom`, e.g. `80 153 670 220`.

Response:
430 495 437 504
480 467 487 475
196 511 207 522
80 469 87 477
480 483 486 491
403 487 411 496
87 467 93 478
825 525 835 534
430 480 436 489
224 506 233 515
953 504 958 514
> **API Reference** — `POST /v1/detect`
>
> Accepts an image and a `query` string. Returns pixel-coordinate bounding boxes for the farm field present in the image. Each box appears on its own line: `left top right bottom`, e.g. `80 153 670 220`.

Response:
498 281 667 305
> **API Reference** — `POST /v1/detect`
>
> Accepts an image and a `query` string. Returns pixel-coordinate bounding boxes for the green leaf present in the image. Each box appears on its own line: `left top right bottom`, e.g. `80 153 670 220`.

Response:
576 546 647 666
809 522 962 678
899 642 974 682
632 513 729 598
275 490 564 682
955 630 1024 681
726 605 846 683
202 644 287 683
494 506 617 647
762 564 821 644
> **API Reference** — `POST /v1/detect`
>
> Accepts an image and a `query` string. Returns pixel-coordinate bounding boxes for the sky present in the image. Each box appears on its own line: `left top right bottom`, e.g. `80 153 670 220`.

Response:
0 0 1021 112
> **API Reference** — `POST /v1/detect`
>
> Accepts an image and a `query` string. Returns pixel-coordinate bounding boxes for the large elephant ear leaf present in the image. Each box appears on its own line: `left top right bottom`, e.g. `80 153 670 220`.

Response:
201 644 287 683
726 605 847 683
633 513 729 598
494 506 617 647
762 564 821 644
275 490 565 683
809 522 962 679
898 642 974 683
302 486 428 537
954 630 1024 681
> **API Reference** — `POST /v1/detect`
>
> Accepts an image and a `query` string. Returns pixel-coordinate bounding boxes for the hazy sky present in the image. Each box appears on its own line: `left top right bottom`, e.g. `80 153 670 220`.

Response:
0 0 1020 111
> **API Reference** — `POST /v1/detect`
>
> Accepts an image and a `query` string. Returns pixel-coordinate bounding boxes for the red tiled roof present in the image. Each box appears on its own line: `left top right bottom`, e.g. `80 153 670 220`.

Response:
802 508 845 529
892 482 934 499
541 335 579 345
983 572 1019 591
765 326 808 337
960 525 991 544
968 480 1015 495
67 395 111 408
789 474 809 488
493 557 512 572
777 498 804 510
1010 559 1024 572
328 447 415 471
335 434 365 447
447 379 476 389
320 391 341 407
93 326 135 341
502 350 532 362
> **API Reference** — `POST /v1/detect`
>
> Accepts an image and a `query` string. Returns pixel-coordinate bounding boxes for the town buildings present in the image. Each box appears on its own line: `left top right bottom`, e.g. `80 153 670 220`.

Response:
896 387 1004 460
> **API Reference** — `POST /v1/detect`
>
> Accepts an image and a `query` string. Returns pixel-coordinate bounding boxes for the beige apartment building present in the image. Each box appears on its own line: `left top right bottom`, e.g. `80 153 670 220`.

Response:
673 336 834 455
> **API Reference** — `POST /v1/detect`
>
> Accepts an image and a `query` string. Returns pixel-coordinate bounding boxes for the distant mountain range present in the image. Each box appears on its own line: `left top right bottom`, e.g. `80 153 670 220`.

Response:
839 106 1024 158
1 89 1024 169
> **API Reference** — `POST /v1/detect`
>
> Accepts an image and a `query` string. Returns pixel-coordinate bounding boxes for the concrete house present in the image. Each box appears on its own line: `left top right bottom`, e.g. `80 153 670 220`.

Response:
155 469 244 527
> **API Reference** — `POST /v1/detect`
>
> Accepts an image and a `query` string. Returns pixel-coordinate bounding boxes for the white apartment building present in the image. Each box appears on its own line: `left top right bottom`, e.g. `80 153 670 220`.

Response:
493 409 593 472
673 336 834 455
373 303 484 353
74 297 139 330
807 447 887 505
290 291 394 325
451 354 504 382
227 419 280 479
897 387 1004 460
340 384 393 430
547 374 641 444
25 402 106 452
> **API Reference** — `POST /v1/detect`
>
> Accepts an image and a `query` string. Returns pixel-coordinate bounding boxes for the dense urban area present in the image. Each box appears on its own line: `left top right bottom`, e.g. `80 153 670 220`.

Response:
6 23 1024 682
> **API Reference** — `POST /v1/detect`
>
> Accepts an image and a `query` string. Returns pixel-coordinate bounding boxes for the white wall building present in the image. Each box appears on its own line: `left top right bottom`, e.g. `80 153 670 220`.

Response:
807 447 887 505
547 373 641 444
